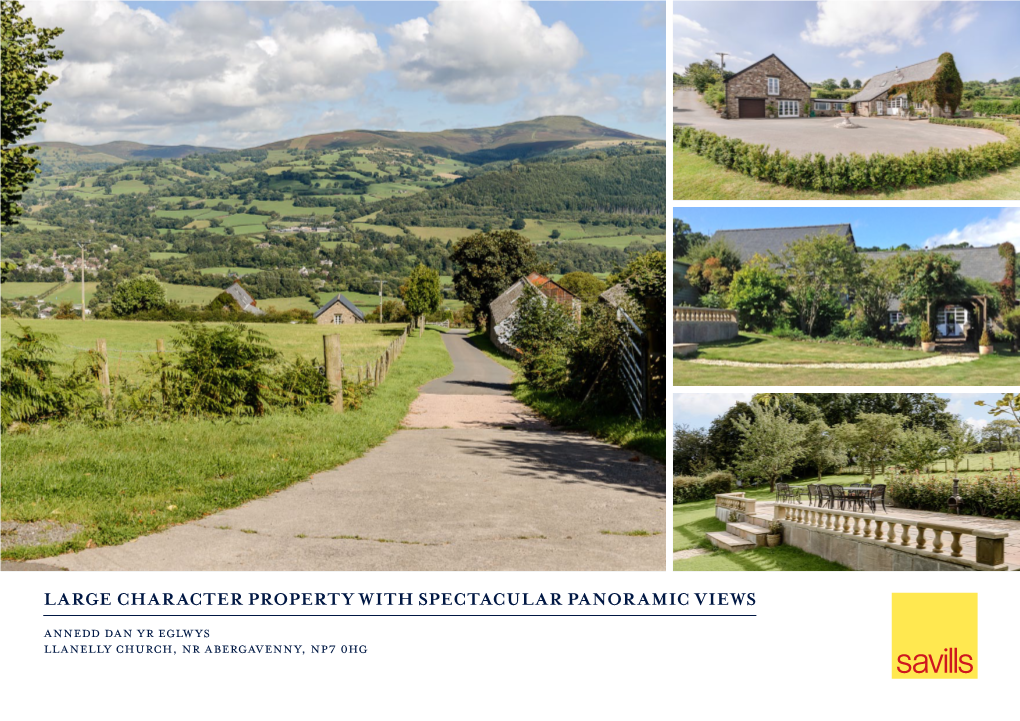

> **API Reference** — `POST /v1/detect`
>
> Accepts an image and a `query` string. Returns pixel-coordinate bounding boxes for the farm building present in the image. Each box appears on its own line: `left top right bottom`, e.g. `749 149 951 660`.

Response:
314 293 365 325
224 282 265 316
489 273 581 356
724 54 811 119
845 54 963 118
693 224 1016 340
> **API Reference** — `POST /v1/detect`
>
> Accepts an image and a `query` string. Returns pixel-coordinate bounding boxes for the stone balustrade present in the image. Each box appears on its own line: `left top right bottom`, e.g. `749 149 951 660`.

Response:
674 307 738 323
774 503 1007 571
714 493 756 523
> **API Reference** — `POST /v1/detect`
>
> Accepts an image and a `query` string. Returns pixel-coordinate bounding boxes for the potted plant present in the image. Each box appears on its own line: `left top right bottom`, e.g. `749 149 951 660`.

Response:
766 521 782 547
979 330 994 355
766 103 777 119
728 510 740 523
920 322 936 352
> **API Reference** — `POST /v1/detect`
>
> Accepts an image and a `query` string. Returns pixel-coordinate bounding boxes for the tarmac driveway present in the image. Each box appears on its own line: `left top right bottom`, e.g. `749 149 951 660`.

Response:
673 88 1005 158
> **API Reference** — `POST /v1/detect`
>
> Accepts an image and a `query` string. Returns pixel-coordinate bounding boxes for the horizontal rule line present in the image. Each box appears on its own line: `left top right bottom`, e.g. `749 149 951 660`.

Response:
42 614 757 618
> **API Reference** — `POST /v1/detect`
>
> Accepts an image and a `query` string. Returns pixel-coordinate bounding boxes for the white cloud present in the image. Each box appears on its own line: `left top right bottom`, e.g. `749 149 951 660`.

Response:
923 208 1020 249
641 2 666 28
852 60 865 68
22 0 385 146
801 1 943 52
388 0 584 104
518 74 621 118
673 14 708 33
951 3 978 33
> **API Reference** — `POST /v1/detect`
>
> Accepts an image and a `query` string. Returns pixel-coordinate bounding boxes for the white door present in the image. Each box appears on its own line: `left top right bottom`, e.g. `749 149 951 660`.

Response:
876 101 884 116
778 100 798 118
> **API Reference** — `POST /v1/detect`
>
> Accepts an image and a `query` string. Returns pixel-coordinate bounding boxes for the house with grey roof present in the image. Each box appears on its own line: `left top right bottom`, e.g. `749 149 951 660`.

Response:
314 293 365 325
845 55 962 118
710 224 855 263
489 273 580 357
224 282 265 316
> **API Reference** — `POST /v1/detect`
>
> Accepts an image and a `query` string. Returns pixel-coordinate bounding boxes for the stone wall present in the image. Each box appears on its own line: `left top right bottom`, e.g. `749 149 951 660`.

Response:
725 56 810 119
315 301 361 325
674 308 739 344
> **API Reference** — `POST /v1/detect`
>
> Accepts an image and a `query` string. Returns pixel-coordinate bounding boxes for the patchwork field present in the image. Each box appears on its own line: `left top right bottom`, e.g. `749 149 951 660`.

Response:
0 282 62 299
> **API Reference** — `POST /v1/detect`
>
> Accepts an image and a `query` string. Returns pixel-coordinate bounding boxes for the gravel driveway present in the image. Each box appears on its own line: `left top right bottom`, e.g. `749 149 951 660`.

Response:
673 89 1005 158
28 331 666 571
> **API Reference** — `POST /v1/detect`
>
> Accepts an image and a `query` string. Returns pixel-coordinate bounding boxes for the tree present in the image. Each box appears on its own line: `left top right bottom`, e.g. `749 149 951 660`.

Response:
549 228 561 239
851 257 897 337
1 2 64 225
674 423 713 476
943 418 979 474
110 274 167 316
401 264 442 337
821 78 838 91
733 402 806 492
510 216 526 231
773 232 863 337
894 252 964 333
853 79 862 89
682 59 724 93
837 413 904 479
840 77 850 89
894 426 944 473
557 271 606 304
673 219 709 259
982 418 1016 453
507 285 576 390
976 393 1020 466
727 254 787 332
797 393 953 434
802 419 847 482
451 230 538 332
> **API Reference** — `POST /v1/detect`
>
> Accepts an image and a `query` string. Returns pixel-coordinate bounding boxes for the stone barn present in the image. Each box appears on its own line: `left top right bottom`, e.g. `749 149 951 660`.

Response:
314 293 366 325
724 54 811 119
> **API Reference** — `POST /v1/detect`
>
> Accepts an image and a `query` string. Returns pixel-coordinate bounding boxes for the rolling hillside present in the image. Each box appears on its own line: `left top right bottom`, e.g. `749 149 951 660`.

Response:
257 116 656 163
30 140 226 174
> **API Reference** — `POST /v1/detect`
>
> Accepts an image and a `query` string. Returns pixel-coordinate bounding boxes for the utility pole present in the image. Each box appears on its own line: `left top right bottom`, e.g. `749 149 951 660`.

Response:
74 236 94 321
373 279 387 323
715 52 729 71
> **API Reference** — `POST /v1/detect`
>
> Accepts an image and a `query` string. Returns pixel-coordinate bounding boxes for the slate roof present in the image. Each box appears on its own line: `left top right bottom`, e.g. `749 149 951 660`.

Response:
724 53 811 90
845 58 942 103
313 293 366 321
860 247 1006 284
709 224 854 263
225 282 265 315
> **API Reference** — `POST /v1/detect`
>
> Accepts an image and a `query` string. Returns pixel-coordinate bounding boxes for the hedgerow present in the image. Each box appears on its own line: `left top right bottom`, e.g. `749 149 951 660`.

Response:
673 120 1020 193
673 471 734 504
889 473 1020 520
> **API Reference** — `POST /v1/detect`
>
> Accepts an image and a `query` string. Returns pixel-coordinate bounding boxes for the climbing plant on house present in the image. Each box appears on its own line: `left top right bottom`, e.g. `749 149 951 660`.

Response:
888 52 964 115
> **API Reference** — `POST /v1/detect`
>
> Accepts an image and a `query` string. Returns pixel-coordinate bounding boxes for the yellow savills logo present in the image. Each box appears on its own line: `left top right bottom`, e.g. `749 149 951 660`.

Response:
892 593 977 679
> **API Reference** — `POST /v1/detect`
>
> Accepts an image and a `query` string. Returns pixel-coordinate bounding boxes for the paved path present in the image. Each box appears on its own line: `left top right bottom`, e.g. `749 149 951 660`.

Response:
673 88 1006 158
31 330 665 571
684 355 978 370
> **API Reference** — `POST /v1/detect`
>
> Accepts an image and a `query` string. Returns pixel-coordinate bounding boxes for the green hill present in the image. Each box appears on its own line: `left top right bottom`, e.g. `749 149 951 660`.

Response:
30 140 225 174
257 116 654 164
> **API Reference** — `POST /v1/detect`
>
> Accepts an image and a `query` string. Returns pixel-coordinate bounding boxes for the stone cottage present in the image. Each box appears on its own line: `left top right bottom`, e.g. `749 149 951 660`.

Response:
313 293 365 325
724 54 811 119
845 56 961 118
489 273 581 357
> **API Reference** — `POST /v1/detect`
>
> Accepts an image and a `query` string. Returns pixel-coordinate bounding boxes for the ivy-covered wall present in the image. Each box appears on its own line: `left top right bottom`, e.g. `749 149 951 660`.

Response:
888 52 964 115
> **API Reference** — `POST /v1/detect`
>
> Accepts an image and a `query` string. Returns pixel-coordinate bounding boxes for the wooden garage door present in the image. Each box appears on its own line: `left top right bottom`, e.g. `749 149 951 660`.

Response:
738 98 766 118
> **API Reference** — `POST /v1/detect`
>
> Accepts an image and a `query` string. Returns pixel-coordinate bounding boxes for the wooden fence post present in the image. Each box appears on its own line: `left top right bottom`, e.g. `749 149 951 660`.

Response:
96 338 111 406
323 334 344 413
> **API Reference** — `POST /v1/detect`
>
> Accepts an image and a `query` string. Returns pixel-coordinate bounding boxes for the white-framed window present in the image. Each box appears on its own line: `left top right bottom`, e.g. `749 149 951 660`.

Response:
831 102 845 111
332 314 344 325
767 77 780 95
889 311 904 325
814 101 830 111
778 100 798 117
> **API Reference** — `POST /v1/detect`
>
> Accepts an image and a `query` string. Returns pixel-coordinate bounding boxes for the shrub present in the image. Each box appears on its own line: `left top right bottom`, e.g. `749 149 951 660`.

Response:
889 474 1020 519
672 471 734 503
979 330 993 346
674 120 1020 193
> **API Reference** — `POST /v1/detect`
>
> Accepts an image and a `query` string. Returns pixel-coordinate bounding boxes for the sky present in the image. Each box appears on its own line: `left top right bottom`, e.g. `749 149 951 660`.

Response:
672 393 1009 434
22 1 667 148
674 1 1020 82
674 206 1020 250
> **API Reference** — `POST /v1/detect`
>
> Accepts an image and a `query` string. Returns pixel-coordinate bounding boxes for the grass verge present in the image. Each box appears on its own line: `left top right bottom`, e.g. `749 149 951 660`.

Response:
467 331 666 463
0 328 453 561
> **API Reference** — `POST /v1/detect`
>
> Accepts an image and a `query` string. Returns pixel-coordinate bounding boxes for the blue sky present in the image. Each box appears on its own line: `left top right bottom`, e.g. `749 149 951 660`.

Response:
23 1 666 148
674 207 1020 250
673 393 1009 433
674 1 1020 82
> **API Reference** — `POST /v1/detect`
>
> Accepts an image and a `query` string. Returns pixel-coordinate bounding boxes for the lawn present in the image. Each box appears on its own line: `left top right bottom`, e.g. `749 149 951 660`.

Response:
0 282 61 299
0 328 453 561
674 144 1020 200
0 319 410 382
689 333 923 364
467 331 666 463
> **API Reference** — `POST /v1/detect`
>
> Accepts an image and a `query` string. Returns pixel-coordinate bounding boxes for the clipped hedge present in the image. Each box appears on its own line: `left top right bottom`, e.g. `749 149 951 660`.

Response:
969 98 1020 116
673 120 1020 193
888 474 1020 520
673 471 734 504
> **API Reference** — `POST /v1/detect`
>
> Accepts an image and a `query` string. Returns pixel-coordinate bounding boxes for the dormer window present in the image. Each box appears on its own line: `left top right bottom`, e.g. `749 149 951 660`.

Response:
767 76 780 95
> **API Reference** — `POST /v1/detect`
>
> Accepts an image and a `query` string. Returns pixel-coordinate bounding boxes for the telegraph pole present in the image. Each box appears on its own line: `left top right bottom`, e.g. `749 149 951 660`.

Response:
74 236 94 321
715 52 729 71
373 279 388 323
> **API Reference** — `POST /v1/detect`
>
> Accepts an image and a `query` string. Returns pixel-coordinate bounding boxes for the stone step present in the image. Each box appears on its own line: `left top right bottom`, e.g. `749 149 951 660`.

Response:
706 531 756 553
747 514 772 529
727 522 770 546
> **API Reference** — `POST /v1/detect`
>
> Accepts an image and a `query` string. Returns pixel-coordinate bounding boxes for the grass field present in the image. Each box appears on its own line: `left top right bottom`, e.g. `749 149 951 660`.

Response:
0 328 453 561
674 145 1020 200
260 296 317 313
0 282 61 299
149 251 187 260
0 319 411 383
46 282 99 305
688 333 923 364
160 283 223 306
468 332 666 463
198 266 260 276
